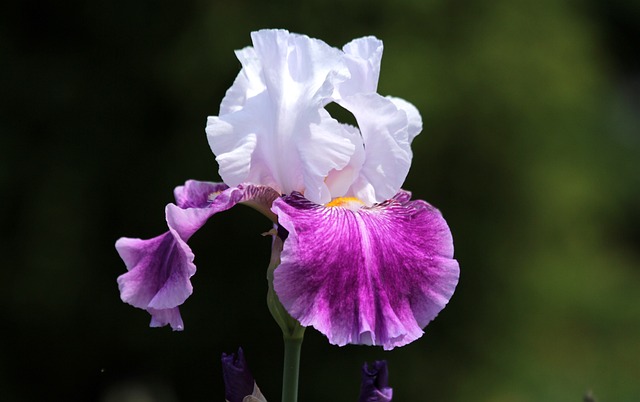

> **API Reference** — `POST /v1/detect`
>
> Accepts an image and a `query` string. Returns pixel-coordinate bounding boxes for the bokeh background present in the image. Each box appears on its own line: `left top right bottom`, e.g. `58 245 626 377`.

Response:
2 0 639 401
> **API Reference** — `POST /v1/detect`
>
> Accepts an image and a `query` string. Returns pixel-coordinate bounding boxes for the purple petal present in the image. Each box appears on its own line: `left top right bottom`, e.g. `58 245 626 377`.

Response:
221 348 255 402
271 191 459 349
148 307 184 330
116 233 193 329
359 361 393 402
116 181 279 330
173 179 227 208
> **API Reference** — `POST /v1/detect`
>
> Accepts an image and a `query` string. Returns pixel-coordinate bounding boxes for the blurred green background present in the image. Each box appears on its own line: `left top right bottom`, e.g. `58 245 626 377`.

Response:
2 0 639 401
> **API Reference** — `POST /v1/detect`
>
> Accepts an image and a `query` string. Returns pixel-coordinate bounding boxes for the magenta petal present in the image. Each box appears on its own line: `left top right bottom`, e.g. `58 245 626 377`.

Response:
173 179 228 208
116 233 193 330
116 180 279 330
272 191 459 349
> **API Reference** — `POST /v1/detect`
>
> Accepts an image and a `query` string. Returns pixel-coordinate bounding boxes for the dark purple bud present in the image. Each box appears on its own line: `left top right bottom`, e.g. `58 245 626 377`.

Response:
358 360 393 402
221 347 255 402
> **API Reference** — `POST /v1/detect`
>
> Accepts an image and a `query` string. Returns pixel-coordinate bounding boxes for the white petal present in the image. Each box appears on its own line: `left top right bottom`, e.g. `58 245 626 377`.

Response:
206 30 423 204
219 46 264 115
249 29 346 107
206 107 259 187
298 109 358 204
206 29 357 201
387 96 423 142
341 93 414 205
323 123 365 198
340 36 384 95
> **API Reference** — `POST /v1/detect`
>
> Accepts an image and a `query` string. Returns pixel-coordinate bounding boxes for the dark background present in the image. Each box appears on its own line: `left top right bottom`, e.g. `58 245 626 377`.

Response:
2 0 639 401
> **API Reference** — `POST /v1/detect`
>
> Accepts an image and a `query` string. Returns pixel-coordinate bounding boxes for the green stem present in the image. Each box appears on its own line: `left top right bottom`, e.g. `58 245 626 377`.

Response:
265 230 306 402
282 335 303 402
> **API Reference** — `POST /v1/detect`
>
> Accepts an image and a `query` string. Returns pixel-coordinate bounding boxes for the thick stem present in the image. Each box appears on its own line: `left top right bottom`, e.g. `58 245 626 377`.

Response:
281 335 303 402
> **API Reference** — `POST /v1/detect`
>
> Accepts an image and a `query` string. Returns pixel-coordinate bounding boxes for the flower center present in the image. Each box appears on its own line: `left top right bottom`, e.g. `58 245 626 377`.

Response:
207 191 222 202
325 197 365 211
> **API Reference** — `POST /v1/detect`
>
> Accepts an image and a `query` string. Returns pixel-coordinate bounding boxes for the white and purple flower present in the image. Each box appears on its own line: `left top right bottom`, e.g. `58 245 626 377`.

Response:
116 29 459 350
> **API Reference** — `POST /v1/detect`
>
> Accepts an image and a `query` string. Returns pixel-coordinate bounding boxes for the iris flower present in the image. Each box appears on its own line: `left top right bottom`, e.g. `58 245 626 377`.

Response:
116 29 459 350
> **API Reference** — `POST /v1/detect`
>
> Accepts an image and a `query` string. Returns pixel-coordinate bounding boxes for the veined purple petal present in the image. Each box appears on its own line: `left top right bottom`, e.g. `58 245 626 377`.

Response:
272 191 459 350
116 181 279 330
173 179 226 208
148 307 184 329
116 233 192 329
359 361 393 402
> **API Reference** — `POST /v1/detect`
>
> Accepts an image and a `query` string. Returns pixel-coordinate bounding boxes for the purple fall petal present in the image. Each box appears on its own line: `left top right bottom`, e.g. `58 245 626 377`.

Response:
148 307 184 329
222 348 255 402
115 233 193 330
116 180 279 330
359 361 393 402
272 191 459 349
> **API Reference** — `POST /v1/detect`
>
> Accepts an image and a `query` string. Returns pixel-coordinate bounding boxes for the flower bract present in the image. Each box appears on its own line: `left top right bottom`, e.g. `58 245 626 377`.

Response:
359 361 393 402
221 348 267 402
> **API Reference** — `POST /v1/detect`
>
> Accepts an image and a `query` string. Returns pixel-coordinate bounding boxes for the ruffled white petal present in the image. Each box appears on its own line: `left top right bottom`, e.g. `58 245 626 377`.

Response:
387 96 423 143
334 36 422 205
219 46 264 115
340 36 383 95
340 93 413 205
323 123 365 198
206 29 359 204
206 29 423 205
298 109 357 203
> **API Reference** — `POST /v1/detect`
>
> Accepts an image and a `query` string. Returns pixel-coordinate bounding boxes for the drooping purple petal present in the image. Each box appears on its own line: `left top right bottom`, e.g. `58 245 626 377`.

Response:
272 191 459 350
116 233 193 330
148 307 184 330
116 181 279 330
359 361 393 402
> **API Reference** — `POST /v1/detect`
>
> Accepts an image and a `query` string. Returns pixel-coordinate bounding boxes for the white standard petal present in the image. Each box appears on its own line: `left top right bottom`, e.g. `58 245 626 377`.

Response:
323 123 365 198
206 29 358 202
298 109 358 204
340 93 415 205
340 36 384 96
387 96 423 143
206 111 258 187
219 46 264 115
330 35 423 204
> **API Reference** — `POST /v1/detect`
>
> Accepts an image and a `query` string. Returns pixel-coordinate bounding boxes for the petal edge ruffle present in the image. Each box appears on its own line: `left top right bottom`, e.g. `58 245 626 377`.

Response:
272 192 459 349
